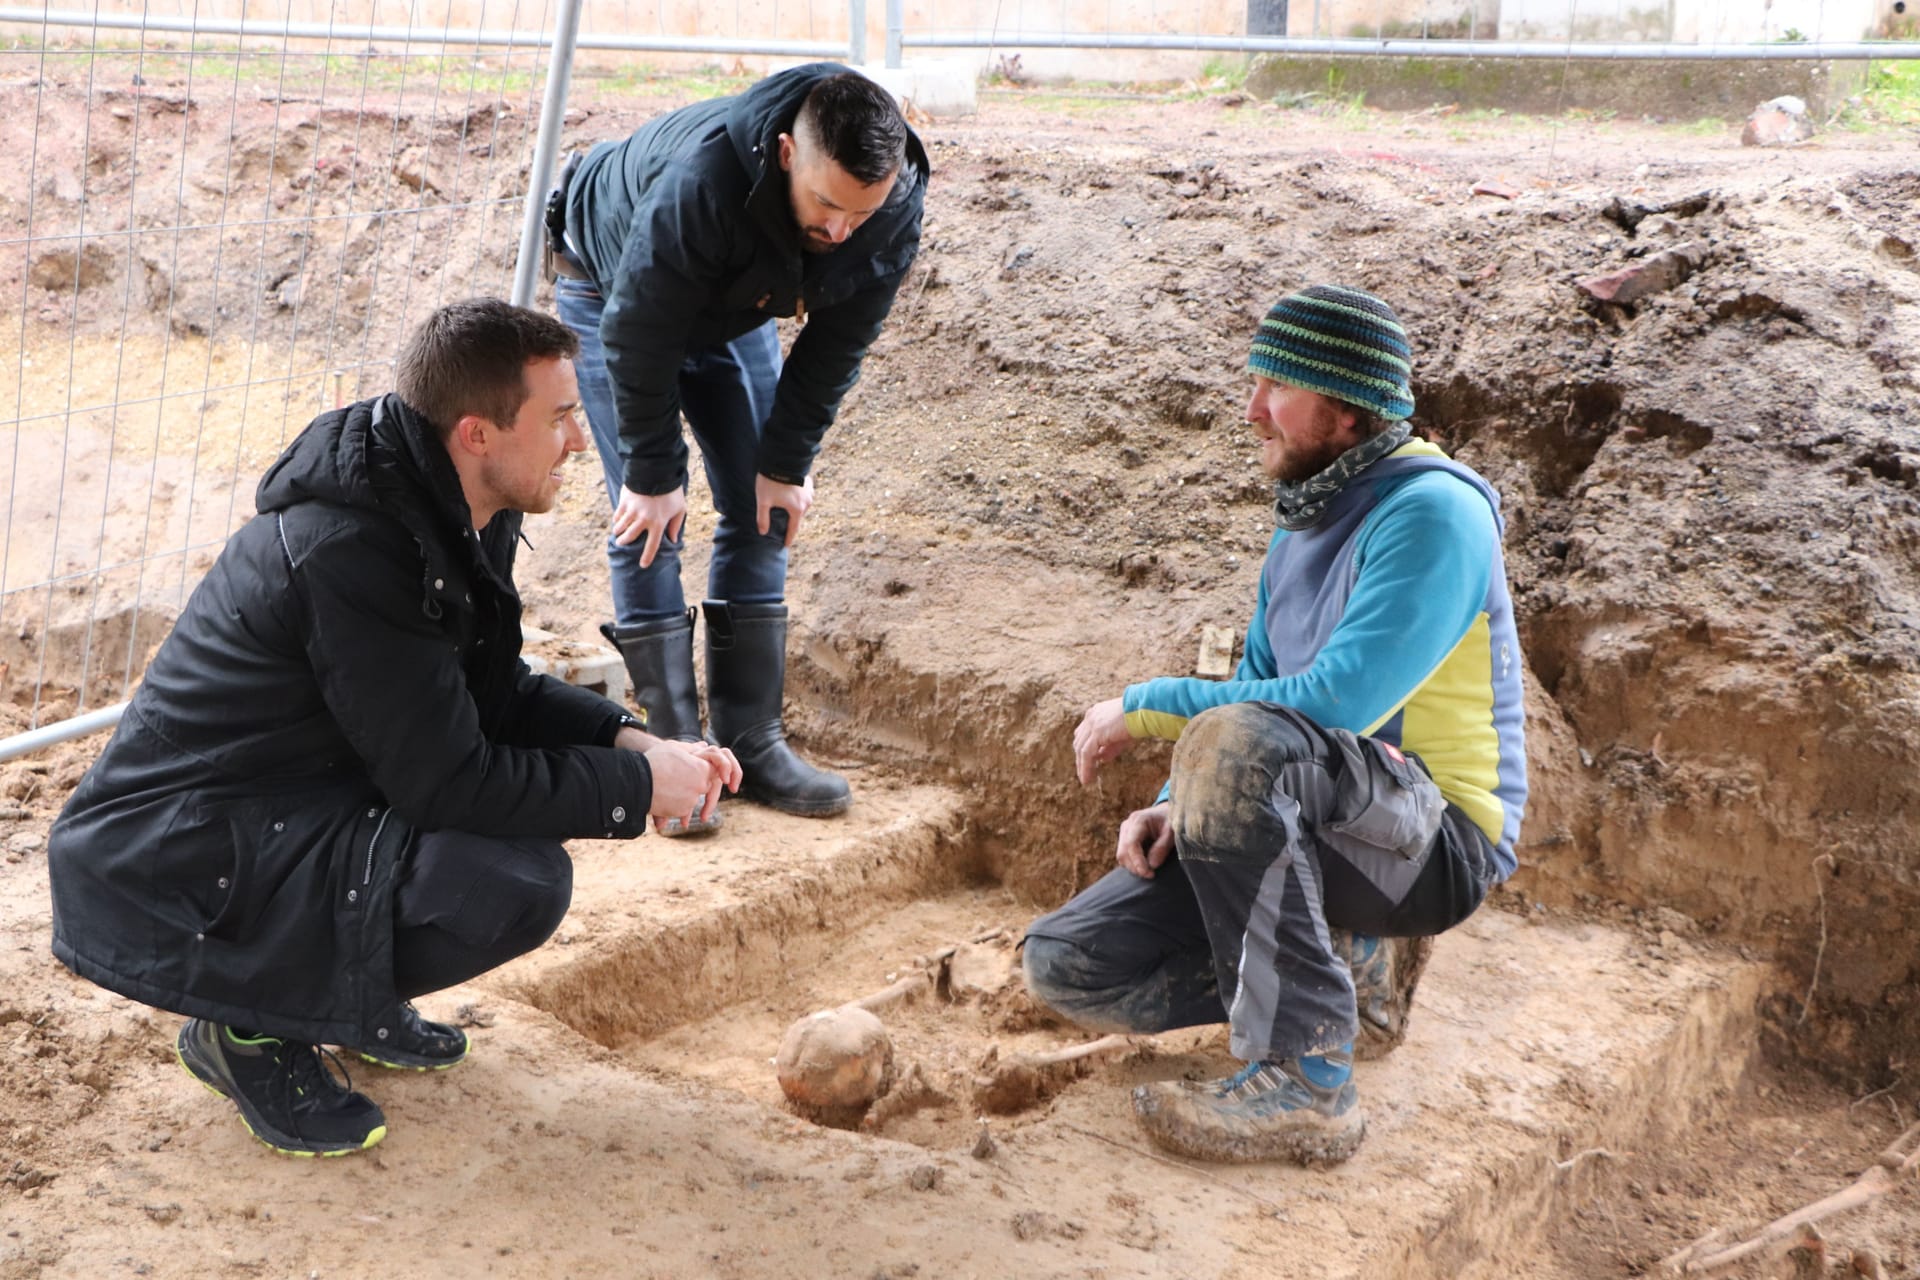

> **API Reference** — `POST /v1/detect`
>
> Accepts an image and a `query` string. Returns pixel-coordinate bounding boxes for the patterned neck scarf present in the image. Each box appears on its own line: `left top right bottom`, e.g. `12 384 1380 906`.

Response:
1271 421 1412 532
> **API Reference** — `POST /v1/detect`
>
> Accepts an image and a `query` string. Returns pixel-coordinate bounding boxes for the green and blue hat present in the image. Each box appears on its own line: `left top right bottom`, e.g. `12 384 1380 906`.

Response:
1248 284 1415 422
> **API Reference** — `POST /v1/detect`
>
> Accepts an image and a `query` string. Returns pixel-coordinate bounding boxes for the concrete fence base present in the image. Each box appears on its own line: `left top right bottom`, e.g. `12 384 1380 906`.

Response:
1247 53 1873 117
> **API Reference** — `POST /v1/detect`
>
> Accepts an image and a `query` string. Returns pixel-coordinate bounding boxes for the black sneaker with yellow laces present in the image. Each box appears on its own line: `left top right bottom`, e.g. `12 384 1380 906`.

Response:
176 1019 386 1157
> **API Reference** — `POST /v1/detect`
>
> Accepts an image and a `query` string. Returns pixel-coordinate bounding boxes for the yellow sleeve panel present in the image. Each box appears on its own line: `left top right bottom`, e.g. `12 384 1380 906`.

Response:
1124 706 1191 742
1398 611 1507 845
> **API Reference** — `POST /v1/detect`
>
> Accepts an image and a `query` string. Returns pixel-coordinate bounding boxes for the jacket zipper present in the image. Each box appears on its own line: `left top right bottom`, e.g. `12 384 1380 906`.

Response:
364 807 392 887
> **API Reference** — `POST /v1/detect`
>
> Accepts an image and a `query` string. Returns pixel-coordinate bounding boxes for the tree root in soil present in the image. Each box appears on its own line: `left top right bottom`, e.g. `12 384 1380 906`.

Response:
1657 1120 1920 1274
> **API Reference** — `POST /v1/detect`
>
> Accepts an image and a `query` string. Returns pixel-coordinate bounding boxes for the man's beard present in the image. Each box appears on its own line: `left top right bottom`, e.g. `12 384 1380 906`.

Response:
1272 435 1352 484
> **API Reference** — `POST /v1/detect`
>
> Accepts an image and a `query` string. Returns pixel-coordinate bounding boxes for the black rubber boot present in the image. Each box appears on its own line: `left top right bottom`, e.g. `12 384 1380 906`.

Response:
601 611 702 741
601 611 720 834
703 600 850 817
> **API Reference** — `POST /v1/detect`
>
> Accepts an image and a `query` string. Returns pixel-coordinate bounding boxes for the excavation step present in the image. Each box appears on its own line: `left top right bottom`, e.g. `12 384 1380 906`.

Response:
489 775 976 1048
596 866 1770 1277
486 780 1767 1276
1034 905 1770 1280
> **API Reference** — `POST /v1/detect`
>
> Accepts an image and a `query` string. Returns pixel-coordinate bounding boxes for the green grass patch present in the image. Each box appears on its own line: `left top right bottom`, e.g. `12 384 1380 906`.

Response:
1669 115 1730 136
582 63 757 100
1197 54 1250 91
1830 60 1920 131
978 86 1140 114
6 42 542 98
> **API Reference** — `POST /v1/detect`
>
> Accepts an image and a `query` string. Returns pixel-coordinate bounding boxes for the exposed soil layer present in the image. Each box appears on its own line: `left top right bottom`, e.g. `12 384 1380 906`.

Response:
4 73 1920 1277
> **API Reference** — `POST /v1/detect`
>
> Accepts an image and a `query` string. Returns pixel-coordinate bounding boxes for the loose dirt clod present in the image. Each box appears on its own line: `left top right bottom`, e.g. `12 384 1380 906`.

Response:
774 1005 895 1127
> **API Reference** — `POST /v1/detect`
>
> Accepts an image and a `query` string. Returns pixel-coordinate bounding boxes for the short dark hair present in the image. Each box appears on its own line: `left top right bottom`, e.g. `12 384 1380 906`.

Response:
795 72 908 186
395 297 579 437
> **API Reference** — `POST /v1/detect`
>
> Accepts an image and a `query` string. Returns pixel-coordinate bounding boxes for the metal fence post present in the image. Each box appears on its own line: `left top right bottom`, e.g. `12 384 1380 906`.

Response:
850 0 867 64
885 0 902 68
511 0 585 308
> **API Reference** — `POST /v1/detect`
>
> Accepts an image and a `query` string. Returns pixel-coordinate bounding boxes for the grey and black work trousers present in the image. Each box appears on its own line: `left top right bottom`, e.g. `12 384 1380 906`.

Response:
390 830 573 1000
1023 702 1499 1064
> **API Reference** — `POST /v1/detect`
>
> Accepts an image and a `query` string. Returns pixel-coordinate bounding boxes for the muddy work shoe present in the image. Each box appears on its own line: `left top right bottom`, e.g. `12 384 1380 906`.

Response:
1132 1048 1365 1165
353 1003 470 1071
176 1019 386 1157
1336 930 1433 1062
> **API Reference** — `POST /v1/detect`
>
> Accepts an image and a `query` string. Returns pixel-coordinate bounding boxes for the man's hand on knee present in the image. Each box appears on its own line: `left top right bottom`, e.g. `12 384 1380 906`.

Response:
1073 697 1134 786
611 486 686 565
754 473 814 547
1116 801 1173 879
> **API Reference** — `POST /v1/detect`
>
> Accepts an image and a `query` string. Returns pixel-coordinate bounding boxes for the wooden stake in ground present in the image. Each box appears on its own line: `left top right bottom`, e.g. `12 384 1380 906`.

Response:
1657 1120 1920 1274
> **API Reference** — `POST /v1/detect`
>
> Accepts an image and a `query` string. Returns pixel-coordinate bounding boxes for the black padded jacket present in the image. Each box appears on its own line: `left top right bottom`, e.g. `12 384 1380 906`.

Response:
564 62 929 494
47 394 650 1046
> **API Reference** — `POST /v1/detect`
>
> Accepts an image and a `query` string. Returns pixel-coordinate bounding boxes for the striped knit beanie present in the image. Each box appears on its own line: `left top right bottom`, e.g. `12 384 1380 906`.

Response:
1248 285 1416 422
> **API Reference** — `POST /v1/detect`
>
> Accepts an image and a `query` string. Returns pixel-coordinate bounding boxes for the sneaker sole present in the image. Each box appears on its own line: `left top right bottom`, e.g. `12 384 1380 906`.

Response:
354 1031 470 1072
175 1034 387 1158
1131 1084 1367 1166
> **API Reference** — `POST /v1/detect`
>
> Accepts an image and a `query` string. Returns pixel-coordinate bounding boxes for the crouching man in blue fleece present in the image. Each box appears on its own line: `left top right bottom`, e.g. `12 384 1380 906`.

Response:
1022 284 1528 1165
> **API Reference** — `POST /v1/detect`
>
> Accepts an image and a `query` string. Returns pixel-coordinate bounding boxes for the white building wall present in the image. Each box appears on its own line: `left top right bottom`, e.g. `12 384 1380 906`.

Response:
1498 0 1884 40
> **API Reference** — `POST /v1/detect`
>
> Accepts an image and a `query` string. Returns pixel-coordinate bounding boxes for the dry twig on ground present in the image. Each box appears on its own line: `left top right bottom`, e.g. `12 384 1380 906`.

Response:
1553 1146 1626 1176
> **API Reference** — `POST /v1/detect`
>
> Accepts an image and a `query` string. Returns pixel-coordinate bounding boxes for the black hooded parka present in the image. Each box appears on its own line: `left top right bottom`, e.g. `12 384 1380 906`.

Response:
47 394 650 1047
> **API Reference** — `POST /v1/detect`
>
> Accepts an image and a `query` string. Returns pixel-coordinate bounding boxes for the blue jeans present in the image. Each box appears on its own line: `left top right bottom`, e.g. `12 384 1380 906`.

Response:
555 277 788 625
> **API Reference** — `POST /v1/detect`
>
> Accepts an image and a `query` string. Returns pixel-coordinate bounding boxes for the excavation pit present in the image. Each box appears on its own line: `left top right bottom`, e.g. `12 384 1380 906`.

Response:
485 770 1785 1274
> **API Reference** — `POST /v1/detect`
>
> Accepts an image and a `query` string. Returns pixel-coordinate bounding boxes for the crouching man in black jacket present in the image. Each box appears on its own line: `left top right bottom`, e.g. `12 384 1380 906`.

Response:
46 299 739 1158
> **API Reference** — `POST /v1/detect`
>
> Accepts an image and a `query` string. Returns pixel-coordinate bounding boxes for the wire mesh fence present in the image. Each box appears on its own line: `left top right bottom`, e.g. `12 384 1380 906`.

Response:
0 0 875 753
0 2 560 739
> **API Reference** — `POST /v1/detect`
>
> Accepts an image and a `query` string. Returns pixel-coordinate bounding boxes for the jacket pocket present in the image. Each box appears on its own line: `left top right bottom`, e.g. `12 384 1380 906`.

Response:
1326 739 1446 861
196 795 345 940
193 800 273 940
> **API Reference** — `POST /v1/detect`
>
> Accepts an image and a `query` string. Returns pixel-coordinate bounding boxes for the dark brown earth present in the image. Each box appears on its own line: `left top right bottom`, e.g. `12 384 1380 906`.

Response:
2 66 1918 1278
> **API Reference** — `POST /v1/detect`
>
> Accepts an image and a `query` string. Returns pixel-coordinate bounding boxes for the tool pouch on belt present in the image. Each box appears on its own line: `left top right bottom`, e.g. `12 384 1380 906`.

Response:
541 150 584 284
1326 735 1447 862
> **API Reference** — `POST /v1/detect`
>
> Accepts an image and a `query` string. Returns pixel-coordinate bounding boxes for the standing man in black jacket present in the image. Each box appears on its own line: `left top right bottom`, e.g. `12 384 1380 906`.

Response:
551 63 928 825
46 299 739 1158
